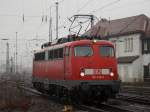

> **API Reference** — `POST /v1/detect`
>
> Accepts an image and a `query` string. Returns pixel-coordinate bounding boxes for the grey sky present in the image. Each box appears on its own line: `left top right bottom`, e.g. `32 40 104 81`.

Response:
0 0 150 72
0 0 150 40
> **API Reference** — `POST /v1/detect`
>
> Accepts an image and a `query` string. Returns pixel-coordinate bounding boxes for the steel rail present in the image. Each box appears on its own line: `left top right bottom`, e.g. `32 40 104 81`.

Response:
1 79 148 112
117 94 150 105
20 86 134 112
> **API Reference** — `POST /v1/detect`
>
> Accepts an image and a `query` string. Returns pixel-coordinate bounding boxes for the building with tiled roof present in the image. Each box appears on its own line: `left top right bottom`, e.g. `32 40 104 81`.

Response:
85 14 150 83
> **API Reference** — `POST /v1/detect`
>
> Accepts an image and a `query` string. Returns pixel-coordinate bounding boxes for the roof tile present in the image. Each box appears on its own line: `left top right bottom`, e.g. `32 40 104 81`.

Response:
85 14 150 38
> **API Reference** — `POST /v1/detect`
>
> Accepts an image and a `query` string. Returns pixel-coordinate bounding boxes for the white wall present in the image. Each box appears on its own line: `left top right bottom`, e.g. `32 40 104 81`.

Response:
142 54 150 66
132 57 143 82
109 33 141 58
118 57 143 83
118 64 132 82
109 33 144 82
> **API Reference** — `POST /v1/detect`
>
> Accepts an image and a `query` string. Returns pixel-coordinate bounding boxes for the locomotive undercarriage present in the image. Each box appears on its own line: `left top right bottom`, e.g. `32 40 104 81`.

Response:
33 78 120 104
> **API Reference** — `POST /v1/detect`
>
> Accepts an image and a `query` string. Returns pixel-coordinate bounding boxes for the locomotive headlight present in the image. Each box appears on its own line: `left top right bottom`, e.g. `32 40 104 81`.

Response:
80 68 85 77
93 40 97 43
80 72 85 77
110 72 114 77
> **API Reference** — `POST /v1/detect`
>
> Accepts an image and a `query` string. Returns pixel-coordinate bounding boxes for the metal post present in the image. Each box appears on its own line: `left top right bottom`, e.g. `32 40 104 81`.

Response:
90 15 94 28
6 42 9 73
49 7 52 42
0 40 1 73
20 55 22 73
56 2 59 39
10 56 13 73
1 38 9 73
16 32 18 74
14 52 15 73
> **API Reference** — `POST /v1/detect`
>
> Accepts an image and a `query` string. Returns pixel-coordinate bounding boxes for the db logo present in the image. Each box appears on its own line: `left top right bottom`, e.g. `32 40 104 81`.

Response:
94 69 101 74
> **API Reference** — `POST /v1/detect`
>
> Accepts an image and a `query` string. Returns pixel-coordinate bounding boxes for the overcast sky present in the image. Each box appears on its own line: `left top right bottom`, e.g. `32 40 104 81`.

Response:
0 0 150 72
0 0 150 41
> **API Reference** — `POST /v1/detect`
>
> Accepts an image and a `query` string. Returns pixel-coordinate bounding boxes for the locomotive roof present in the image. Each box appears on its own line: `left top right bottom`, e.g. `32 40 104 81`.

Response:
34 39 113 53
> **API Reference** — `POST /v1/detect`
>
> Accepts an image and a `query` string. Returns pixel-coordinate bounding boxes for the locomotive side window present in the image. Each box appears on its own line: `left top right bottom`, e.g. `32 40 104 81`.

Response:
48 50 53 60
58 48 63 58
34 52 45 61
99 46 114 57
54 49 59 59
74 45 93 56
48 48 64 60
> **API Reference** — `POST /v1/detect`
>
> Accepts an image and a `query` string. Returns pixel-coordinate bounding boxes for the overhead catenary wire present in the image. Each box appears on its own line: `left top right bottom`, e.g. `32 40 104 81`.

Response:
1 0 150 41
59 0 65 4
89 0 121 14
100 0 150 15
75 0 92 14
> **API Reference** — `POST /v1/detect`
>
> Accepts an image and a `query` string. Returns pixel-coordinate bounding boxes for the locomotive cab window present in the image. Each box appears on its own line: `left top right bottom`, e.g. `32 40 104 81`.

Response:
99 46 114 57
74 45 93 56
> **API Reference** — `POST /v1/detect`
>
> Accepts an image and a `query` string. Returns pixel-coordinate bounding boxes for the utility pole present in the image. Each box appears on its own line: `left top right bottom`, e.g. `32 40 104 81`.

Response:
10 56 13 73
14 52 15 73
56 2 59 39
90 15 94 28
6 42 9 73
49 7 52 42
16 32 18 74
1 38 9 73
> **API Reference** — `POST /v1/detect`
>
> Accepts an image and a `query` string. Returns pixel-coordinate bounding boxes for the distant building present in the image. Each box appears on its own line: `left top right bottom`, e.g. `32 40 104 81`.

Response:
85 14 150 82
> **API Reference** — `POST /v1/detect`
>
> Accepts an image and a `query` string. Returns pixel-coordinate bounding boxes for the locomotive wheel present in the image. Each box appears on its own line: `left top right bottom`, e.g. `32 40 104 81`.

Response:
33 82 44 93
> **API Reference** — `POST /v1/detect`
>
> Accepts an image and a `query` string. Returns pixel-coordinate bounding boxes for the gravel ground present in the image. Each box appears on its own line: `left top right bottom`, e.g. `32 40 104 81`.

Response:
107 99 150 112
0 73 64 112
27 96 64 112
0 95 64 112
1 73 150 112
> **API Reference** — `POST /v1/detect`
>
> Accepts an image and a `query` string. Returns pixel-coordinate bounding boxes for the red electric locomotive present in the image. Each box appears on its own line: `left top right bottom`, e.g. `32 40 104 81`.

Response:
32 38 120 103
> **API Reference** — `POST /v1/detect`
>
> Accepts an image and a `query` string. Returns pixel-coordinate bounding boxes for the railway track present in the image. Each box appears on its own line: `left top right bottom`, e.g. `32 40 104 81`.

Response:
76 103 135 112
0 78 150 112
20 86 150 112
117 93 150 105
121 85 150 96
21 86 136 112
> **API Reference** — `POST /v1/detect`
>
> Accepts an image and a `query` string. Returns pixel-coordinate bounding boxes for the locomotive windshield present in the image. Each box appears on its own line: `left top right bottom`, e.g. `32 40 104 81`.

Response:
99 46 114 57
74 45 93 56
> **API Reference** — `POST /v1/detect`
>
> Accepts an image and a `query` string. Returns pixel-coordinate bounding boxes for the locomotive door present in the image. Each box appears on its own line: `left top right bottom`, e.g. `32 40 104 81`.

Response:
64 47 72 80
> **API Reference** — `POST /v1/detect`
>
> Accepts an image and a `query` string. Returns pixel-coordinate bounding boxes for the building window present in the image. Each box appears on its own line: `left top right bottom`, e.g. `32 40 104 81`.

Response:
124 37 133 52
144 40 148 51
129 38 133 52
130 38 133 51
124 38 127 52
